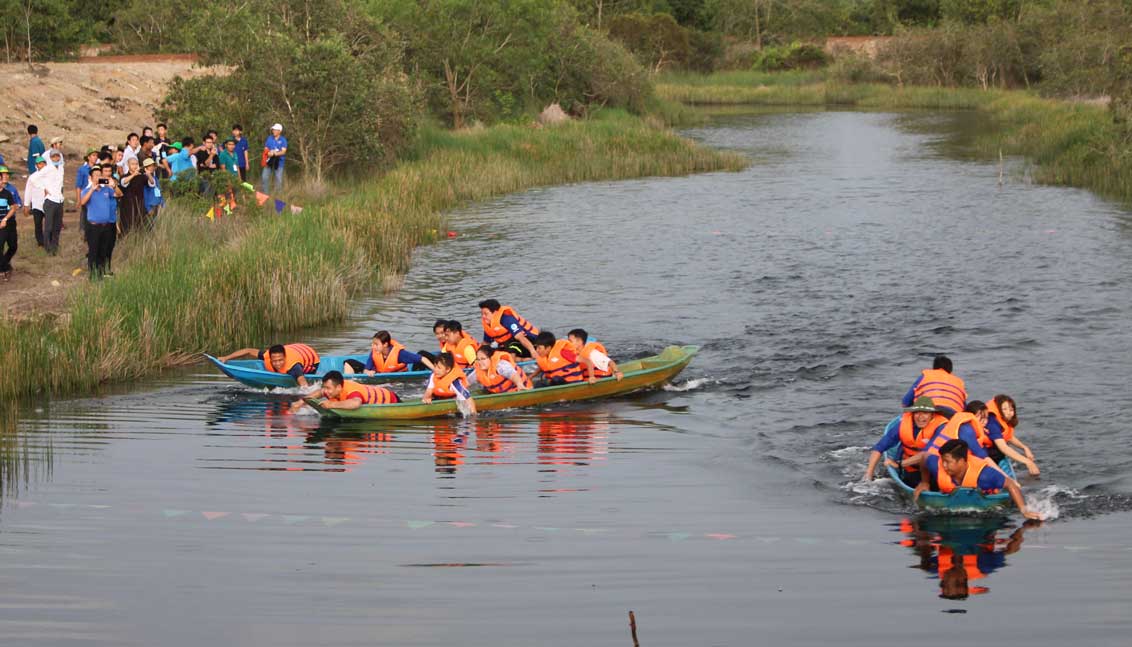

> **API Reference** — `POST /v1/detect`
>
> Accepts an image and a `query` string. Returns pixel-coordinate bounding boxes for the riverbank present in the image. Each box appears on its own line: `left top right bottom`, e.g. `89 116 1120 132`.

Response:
658 71 1131 204
0 110 746 401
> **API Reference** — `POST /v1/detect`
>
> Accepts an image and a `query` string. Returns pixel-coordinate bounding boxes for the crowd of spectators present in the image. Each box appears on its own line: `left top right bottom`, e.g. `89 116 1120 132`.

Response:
0 122 288 282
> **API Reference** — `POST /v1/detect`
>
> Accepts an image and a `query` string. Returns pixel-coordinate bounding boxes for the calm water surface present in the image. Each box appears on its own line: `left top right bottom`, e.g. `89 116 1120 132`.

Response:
2 110 1132 645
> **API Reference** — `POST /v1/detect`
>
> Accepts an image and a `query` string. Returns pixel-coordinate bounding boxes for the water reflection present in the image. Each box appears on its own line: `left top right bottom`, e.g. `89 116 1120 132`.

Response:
897 516 1038 600
0 406 53 506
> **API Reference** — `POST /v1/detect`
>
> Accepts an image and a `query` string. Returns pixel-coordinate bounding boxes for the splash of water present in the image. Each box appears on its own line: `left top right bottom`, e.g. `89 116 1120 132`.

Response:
663 377 713 392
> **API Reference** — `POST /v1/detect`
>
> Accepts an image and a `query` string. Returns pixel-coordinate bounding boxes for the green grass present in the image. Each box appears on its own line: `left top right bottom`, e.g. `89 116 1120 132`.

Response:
0 110 747 401
659 71 1132 204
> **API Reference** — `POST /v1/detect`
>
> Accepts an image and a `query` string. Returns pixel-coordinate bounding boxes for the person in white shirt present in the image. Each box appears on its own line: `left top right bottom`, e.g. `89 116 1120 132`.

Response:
39 149 66 255
119 132 140 175
23 155 47 247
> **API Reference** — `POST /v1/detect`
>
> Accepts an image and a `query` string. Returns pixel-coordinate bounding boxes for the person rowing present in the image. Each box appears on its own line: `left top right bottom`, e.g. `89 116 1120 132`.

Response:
985 394 1040 475
364 330 434 375
862 396 947 486
219 343 320 387
903 355 966 418
469 345 532 394
421 352 477 414
442 320 478 369
530 331 593 386
293 370 400 412
479 299 540 358
915 439 1041 520
567 328 623 382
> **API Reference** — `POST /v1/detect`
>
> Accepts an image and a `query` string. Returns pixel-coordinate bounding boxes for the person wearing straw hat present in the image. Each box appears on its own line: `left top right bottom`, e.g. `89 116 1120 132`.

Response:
0 166 20 282
261 123 287 193
861 396 947 486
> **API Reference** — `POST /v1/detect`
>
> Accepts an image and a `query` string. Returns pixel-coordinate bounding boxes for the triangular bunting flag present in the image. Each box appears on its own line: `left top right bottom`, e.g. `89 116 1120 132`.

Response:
281 515 309 525
241 182 255 192
406 520 435 530
15 501 38 508
204 207 215 221
667 532 691 542
447 521 476 528
706 533 736 540
202 511 230 521
290 205 303 214
273 199 286 214
163 509 189 518
255 191 270 206
241 513 269 523
321 517 350 527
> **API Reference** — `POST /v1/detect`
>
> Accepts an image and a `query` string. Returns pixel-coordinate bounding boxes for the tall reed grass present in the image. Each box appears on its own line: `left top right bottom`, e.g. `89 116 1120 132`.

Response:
0 110 747 401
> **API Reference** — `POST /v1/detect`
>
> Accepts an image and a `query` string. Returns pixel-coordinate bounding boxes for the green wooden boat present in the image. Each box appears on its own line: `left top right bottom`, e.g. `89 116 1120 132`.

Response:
305 345 698 420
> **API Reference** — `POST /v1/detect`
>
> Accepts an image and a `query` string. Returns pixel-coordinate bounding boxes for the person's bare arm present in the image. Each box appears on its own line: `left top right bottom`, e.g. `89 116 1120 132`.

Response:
608 358 623 381
902 452 927 469
994 438 1039 476
862 450 883 481
1005 478 1041 520
218 348 260 362
515 332 537 357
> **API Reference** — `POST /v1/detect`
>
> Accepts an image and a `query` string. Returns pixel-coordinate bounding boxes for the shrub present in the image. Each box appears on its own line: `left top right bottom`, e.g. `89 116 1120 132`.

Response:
752 42 830 72
607 12 692 73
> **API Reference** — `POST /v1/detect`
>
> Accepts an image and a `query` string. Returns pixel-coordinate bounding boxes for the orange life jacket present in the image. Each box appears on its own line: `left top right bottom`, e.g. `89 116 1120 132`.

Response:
536 339 585 383
937 546 989 595
337 380 398 406
432 366 469 399
913 368 967 413
441 331 477 368
985 399 1015 442
263 343 319 374
481 305 539 345
926 412 991 456
897 412 947 472
474 351 531 394
936 454 1000 494
579 341 612 378
370 339 408 373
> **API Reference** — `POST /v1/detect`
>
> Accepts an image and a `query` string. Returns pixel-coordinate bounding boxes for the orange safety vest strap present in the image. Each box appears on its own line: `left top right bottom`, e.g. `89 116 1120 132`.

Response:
341 381 398 405
482 306 539 344
264 343 320 374
475 352 531 394
537 339 585 383
372 340 408 373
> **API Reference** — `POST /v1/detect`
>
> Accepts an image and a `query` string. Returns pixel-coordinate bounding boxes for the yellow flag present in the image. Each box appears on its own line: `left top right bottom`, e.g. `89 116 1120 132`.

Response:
205 206 215 220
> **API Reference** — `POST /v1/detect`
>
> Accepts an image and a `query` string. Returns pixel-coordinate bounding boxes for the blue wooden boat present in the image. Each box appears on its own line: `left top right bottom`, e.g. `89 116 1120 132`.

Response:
882 416 1016 512
204 353 536 389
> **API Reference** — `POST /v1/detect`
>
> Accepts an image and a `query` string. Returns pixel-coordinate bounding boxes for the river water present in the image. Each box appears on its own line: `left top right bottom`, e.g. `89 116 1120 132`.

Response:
2 110 1131 645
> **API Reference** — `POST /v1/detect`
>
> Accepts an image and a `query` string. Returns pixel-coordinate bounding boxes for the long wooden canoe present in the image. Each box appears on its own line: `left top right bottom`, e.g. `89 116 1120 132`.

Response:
882 416 1016 512
305 345 698 420
204 353 535 389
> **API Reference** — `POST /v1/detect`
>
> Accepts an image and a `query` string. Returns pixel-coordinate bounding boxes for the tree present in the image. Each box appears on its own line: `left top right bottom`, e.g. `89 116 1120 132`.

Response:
0 0 93 62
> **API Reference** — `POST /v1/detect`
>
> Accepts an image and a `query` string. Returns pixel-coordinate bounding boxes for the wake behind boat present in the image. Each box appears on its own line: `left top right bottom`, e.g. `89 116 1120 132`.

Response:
305 345 697 420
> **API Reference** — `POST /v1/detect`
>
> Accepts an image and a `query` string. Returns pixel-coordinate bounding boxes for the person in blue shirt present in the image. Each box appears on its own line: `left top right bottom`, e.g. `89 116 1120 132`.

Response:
0 166 22 209
166 139 197 179
75 149 99 241
232 124 249 182
0 173 19 281
861 396 946 486
141 158 165 217
79 167 123 278
261 123 287 193
918 439 1040 520
26 124 45 175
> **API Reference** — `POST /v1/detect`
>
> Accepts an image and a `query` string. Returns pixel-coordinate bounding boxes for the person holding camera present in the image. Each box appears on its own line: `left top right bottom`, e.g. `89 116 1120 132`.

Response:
0 166 19 282
80 166 122 278
261 123 287 193
119 157 148 235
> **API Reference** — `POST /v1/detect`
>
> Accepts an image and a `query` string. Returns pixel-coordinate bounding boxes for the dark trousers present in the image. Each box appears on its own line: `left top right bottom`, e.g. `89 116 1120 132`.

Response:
43 199 63 254
0 221 16 272
87 223 117 277
79 204 88 241
32 208 44 246
238 167 247 182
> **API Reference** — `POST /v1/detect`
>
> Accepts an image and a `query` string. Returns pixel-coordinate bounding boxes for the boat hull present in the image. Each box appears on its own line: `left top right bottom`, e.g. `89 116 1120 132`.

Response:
882 416 1015 512
307 345 698 420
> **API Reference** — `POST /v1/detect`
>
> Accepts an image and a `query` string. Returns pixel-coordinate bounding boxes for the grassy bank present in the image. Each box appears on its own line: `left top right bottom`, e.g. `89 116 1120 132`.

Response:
0 110 747 401
657 71 1131 203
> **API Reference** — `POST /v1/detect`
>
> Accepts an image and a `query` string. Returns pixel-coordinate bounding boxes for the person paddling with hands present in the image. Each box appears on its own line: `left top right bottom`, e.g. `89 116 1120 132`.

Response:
421 352 477 414
916 439 1041 520
293 371 399 412
985 394 1040 474
469 345 532 394
862 396 947 485
219 344 320 388
530 331 593 386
